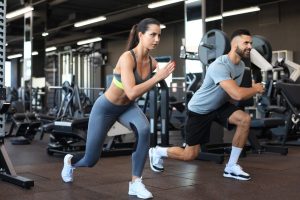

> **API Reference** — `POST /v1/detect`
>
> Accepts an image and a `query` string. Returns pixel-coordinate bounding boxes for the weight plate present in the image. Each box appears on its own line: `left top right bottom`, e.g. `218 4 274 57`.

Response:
198 29 230 66
252 35 273 63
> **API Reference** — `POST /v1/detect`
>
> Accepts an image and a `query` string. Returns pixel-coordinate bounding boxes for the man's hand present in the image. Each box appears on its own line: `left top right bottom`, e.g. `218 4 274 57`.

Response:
252 81 265 94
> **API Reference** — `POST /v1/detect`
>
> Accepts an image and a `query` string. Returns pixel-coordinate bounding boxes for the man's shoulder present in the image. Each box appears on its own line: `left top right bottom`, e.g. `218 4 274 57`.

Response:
210 55 228 66
208 55 230 71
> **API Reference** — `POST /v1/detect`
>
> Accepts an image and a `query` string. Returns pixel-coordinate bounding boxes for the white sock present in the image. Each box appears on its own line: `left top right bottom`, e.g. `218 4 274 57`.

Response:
227 146 242 166
155 146 168 157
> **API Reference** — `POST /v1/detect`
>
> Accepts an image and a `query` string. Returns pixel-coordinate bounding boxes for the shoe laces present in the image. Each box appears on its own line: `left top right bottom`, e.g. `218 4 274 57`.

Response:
153 155 163 166
152 148 163 166
65 165 75 175
232 164 248 174
134 178 146 190
235 164 242 169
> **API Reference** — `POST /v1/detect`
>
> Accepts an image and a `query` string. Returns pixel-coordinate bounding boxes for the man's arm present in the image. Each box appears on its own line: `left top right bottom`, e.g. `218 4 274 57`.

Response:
220 79 264 101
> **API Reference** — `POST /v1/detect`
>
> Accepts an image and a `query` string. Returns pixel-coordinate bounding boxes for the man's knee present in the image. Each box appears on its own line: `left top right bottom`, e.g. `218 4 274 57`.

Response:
183 149 199 161
238 112 251 128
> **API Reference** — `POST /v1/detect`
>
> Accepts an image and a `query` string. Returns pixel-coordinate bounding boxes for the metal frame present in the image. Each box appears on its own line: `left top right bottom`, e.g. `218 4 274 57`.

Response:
149 80 170 147
0 0 34 188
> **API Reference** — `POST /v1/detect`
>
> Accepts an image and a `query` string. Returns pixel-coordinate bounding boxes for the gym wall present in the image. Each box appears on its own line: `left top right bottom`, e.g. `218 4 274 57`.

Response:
223 0 300 63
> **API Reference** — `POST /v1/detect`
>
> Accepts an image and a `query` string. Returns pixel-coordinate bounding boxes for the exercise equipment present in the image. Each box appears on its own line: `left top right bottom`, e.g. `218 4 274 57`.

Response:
252 35 273 63
41 81 89 155
270 80 300 145
0 2 34 188
181 29 230 80
180 29 230 84
7 111 41 145
240 69 287 155
281 59 300 83
148 80 170 147
0 101 35 186
0 99 34 188
198 29 231 66
250 48 273 82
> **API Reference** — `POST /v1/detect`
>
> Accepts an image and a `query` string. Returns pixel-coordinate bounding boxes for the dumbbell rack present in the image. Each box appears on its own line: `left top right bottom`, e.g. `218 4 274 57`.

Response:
0 0 33 188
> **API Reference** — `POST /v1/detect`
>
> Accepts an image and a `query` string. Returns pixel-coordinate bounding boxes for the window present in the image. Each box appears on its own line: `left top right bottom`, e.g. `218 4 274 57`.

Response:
5 61 11 87
185 19 203 73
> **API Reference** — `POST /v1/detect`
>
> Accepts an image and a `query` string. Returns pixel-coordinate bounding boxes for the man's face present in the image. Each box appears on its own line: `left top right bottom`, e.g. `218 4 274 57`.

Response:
235 35 252 58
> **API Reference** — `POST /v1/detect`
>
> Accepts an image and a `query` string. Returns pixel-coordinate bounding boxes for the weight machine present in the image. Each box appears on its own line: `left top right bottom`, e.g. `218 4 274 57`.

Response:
148 80 170 147
250 36 300 146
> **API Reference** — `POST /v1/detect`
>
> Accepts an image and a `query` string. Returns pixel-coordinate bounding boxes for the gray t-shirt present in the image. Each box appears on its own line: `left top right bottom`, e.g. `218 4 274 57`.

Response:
188 55 245 114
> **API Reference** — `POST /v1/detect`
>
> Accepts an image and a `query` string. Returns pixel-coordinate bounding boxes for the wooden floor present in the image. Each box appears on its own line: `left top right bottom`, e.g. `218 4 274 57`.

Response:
1 132 300 200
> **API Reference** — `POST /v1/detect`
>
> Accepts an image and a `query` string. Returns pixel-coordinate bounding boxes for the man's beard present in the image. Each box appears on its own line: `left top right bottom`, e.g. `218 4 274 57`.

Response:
236 46 250 58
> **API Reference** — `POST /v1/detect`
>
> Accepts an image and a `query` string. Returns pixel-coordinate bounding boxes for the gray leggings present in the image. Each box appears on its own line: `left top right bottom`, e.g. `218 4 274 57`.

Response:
72 94 150 177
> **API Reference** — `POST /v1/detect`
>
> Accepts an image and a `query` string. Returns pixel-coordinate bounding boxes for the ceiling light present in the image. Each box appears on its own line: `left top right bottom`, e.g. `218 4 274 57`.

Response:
205 6 260 22
6 6 34 19
7 54 22 59
148 0 184 9
32 51 39 56
205 15 222 22
223 6 260 17
77 37 102 45
185 0 199 4
74 16 107 28
160 24 166 29
42 32 49 37
46 46 57 52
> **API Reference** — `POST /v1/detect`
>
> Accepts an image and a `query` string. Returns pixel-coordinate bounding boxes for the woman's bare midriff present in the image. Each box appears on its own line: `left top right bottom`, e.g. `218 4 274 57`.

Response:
104 83 132 105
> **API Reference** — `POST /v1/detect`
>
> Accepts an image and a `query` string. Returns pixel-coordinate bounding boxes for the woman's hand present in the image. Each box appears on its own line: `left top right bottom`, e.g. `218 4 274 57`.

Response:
154 61 176 82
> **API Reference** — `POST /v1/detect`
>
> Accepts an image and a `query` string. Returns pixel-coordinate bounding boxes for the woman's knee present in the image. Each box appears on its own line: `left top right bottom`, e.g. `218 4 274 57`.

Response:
135 125 150 138
85 159 98 167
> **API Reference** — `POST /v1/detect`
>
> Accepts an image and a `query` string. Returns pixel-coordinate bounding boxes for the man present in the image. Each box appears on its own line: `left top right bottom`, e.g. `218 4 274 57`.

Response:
149 29 265 181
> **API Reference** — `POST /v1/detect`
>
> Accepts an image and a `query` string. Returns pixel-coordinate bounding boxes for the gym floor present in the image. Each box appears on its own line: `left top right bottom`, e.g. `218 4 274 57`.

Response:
1 131 300 200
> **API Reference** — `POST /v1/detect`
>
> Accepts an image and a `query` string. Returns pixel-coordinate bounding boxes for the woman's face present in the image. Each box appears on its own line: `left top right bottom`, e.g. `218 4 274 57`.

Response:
140 24 161 50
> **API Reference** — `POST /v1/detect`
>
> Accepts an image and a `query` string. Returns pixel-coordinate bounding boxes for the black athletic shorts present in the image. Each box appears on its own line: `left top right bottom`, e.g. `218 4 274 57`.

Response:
185 102 240 146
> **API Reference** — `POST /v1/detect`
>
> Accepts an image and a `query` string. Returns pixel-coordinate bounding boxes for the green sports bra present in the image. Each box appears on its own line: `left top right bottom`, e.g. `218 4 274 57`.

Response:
113 50 152 89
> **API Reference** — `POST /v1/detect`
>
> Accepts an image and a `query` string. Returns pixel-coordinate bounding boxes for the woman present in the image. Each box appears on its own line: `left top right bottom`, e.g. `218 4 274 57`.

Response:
61 18 175 199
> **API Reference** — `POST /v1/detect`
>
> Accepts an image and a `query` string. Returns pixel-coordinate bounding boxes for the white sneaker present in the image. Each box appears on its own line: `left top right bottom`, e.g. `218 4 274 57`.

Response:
149 147 164 172
61 154 75 182
223 164 251 181
128 178 153 199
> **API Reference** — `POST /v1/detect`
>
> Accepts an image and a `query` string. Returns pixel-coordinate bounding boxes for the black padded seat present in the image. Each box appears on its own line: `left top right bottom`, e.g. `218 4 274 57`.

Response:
8 112 41 145
277 81 300 107
266 105 287 114
251 118 285 128
53 117 89 135
43 122 54 132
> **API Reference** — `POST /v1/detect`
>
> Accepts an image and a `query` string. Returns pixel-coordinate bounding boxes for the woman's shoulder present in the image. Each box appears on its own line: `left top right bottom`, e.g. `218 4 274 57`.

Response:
117 51 135 68
120 50 132 58
117 51 132 61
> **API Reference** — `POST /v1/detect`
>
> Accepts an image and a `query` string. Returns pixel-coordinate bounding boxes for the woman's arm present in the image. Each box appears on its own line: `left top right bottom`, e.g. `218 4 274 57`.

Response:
121 53 175 101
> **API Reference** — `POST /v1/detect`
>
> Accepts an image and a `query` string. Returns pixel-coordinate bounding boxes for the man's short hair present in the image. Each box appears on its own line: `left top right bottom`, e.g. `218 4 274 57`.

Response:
231 29 251 41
